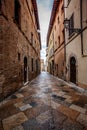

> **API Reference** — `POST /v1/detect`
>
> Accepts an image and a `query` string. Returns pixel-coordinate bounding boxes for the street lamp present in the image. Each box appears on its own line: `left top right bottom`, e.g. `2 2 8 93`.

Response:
37 29 41 33
64 18 81 33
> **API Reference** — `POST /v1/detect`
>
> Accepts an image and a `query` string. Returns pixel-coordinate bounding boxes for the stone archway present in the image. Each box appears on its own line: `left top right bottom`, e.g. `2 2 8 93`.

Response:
70 57 76 84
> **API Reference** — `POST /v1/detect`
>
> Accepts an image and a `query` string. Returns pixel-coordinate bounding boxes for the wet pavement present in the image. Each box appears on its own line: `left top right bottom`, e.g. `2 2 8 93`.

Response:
0 72 87 130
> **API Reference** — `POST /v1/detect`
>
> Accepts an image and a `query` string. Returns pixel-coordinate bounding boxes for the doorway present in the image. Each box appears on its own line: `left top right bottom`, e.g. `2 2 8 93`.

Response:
70 57 76 84
24 57 27 83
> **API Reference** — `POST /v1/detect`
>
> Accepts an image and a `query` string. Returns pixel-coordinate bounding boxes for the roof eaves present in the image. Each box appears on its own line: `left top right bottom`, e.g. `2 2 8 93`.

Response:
47 0 60 47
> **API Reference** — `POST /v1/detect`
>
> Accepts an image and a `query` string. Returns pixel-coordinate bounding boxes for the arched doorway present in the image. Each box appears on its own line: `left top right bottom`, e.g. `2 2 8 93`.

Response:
24 57 27 83
70 57 76 84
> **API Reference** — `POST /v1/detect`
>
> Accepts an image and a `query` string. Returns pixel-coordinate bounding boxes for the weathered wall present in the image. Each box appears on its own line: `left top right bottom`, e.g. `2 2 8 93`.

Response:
65 0 87 88
54 0 65 79
0 0 41 101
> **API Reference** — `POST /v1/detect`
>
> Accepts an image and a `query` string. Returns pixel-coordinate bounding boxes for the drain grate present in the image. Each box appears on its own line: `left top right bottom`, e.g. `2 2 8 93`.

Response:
52 94 66 101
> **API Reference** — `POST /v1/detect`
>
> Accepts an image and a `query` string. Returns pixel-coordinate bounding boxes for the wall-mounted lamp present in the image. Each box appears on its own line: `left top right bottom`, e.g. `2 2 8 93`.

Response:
64 18 81 33
37 29 41 33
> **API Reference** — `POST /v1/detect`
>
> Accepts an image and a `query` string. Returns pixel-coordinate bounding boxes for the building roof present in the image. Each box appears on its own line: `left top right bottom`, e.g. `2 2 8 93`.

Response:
31 0 41 49
47 0 60 47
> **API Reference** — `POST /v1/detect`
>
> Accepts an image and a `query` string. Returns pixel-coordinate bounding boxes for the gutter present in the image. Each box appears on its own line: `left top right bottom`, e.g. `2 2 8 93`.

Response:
63 0 66 80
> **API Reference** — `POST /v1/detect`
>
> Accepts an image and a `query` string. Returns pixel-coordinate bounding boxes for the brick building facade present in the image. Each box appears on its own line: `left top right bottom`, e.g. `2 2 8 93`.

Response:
0 0 41 101
47 0 65 79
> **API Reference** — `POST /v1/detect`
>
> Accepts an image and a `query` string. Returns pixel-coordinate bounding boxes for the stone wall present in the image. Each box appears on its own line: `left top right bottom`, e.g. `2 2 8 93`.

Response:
0 0 41 101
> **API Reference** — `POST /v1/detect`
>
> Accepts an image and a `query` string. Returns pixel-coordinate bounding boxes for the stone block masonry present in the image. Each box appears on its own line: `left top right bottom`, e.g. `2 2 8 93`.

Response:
0 0 41 101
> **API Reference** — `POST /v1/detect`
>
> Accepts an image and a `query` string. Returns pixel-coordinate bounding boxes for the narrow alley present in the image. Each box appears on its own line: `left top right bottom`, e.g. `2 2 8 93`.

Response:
0 72 87 130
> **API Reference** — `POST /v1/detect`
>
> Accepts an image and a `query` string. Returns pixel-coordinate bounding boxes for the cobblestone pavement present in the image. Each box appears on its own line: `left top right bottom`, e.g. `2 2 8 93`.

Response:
0 72 87 130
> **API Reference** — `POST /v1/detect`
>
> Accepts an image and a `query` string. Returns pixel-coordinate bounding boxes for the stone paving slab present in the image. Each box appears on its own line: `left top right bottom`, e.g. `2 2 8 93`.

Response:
12 125 24 130
63 94 71 99
0 104 20 120
62 119 84 130
24 108 37 120
2 112 28 130
15 93 24 98
58 105 80 120
41 98 51 106
56 91 66 96
53 110 67 125
65 98 73 103
1 72 87 129
14 102 25 108
73 95 87 107
0 99 9 107
62 101 71 107
51 101 61 109
77 113 87 126
70 95 80 103
19 104 32 111
22 118 39 130
84 104 87 109
36 111 52 124
70 104 86 114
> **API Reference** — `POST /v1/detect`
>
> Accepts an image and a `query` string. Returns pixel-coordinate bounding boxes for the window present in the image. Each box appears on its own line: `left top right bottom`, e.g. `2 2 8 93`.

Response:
31 58 34 71
14 0 21 26
31 32 33 45
58 17 60 24
69 14 74 36
31 7 34 14
55 41 57 49
55 25 56 30
61 4 64 14
62 29 65 41
18 53 20 61
36 59 38 71
58 36 60 46
35 40 36 48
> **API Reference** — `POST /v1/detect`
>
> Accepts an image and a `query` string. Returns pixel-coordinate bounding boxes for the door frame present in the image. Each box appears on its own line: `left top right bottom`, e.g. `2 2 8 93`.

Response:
68 54 78 84
70 56 76 84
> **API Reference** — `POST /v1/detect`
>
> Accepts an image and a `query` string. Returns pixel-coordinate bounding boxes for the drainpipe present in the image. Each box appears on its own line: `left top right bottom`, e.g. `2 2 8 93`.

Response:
53 31 55 75
80 0 84 56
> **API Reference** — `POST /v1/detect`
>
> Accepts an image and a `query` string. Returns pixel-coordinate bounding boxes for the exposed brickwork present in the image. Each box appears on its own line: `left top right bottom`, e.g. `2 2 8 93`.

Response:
0 0 41 101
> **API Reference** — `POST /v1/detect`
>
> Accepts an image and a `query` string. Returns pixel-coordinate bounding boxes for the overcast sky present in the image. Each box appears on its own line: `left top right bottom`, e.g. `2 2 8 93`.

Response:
37 0 53 62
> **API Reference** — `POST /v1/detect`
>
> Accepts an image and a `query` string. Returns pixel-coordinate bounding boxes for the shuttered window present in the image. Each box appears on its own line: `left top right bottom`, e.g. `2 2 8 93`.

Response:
69 14 74 36
14 0 21 26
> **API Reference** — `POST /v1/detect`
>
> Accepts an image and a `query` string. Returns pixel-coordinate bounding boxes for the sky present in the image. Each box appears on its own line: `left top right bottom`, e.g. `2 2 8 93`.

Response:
37 0 53 63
